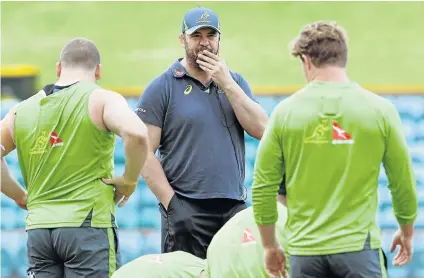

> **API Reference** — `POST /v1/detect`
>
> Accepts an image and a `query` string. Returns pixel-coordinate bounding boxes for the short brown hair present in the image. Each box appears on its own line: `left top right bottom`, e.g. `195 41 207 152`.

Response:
60 38 100 70
291 21 348 68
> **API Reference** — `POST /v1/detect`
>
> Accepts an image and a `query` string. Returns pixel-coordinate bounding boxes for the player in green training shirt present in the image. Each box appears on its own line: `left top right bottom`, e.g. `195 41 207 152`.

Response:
207 180 289 278
1 38 149 278
252 21 418 278
111 251 206 278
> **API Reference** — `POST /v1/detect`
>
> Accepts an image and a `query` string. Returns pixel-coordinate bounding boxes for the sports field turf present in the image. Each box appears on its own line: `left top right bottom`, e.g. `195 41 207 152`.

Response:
2 1 424 89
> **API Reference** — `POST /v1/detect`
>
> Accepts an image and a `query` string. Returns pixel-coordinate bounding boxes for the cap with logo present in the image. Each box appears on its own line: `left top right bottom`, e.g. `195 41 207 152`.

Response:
182 7 221 35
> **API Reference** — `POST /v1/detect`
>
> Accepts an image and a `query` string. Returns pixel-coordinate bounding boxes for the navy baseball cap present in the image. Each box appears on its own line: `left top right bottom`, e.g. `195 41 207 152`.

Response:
182 7 221 35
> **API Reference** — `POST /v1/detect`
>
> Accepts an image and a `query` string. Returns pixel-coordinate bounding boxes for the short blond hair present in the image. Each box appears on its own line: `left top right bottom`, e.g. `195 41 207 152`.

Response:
60 38 100 70
291 21 348 68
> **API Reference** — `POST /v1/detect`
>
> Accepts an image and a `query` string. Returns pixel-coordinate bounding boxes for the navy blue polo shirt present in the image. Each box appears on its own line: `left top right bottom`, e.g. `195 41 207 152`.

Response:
136 59 256 200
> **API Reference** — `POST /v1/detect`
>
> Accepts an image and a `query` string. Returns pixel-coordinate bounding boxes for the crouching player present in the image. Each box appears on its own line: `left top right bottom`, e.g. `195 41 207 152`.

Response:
206 179 289 278
111 251 206 278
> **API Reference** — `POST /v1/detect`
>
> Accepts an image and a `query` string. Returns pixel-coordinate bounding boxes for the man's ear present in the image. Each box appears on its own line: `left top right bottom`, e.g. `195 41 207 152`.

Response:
302 55 313 70
179 33 185 48
56 62 62 78
95 64 102 80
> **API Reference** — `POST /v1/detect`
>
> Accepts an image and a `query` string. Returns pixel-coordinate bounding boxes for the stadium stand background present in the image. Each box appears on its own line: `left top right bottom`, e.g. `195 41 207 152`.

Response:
1 2 423 278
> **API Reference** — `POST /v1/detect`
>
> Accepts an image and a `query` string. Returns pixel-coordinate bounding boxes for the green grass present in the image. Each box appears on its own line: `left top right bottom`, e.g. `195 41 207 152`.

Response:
2 1 424 89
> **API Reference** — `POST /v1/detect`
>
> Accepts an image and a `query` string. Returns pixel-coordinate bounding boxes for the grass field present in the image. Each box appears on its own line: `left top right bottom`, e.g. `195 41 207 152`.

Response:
2 1 424 89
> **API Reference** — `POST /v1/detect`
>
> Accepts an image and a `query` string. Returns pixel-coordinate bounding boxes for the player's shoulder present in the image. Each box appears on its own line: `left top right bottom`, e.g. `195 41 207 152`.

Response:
15 87 50 112
270 93 298 119
92 88 125 100
90 88 128 110
355 86 397 112
279 85 309 105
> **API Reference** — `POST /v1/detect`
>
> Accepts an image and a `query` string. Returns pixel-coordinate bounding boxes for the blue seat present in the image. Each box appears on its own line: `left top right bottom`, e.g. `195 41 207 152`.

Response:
414 165 424 179
400 96 424 119
244 162 254 188
245 141 258 166
400 118 416 143
139 185 158 208
387 267 408 278
126 98 139 110
245 132 258 144
417 190 424 215
415 170 424 189
16 239 29 277
245 187 253 206
9 164 25 186
415 207 424 229
1 231 27 277
412 249 424 276
1 207 17 230
125 185 142 208
1 246 14 277
141 230 161 255
410 144 424 164
377 206 397 229
139 207 161 229
114 149 125 165
137 178 147 187
378 186 392 205
415 117 424 136
256 96 279 115
113 164 126 177
388 96 420 119
14 207 27 229
114 138 125 164
1 98 20 119
116 204 140 229
118 230 144 264
1 193 16 208
378 165 388 187
4 149 19 166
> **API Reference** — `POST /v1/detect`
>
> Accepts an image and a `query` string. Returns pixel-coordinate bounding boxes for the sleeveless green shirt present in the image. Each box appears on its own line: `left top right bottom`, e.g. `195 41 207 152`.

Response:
14 81 116 230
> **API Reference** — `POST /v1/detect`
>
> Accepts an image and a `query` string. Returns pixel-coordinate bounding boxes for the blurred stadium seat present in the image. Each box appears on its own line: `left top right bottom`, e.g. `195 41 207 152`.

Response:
118 230 144 264
139 207 161 230
114 138 125 164
1 95 423 277
138 184 159 207
244 162 254 189
1 246 14 277
0 98 20 119
256 96 279 115
141 230 162 255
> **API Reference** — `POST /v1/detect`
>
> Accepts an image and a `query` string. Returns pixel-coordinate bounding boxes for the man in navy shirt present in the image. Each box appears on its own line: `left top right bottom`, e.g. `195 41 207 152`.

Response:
135 7 268 259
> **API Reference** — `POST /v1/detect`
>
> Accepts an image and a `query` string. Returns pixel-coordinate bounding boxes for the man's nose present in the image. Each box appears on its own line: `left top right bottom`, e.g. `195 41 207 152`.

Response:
199 37 209 46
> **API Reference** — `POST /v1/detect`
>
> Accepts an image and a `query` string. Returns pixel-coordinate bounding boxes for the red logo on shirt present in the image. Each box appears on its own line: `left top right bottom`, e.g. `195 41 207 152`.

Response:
49 131 63 147
174 69 185 77
242 227 256 245
148 255 163 264
332 122 354 144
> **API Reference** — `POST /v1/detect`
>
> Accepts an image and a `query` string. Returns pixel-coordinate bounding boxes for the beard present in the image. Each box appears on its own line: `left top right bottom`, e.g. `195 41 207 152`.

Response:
184 40 218 71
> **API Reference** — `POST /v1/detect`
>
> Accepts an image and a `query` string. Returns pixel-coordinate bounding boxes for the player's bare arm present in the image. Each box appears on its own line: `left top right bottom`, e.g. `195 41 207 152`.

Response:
0 108 27 209
259 224 288 278
1 107 17 157
140 124 175 209
197 50 268 140
91 89 149 207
